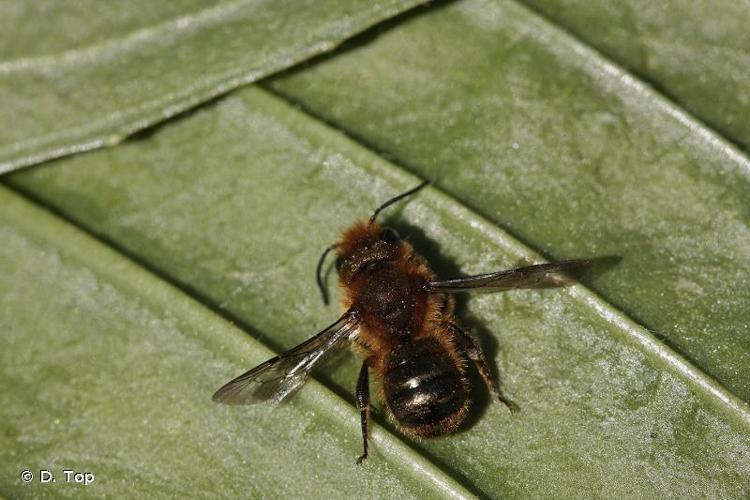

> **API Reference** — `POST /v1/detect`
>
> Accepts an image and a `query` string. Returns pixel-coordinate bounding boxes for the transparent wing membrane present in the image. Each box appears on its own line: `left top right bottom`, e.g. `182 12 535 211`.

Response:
427 260 590 293
212 312 359 405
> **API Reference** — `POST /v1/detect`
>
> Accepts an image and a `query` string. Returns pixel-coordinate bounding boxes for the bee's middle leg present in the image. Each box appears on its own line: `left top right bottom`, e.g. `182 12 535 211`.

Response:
355 360 372 464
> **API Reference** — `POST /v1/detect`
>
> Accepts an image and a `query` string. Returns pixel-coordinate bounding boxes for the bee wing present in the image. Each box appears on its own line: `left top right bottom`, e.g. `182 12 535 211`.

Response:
212 311 359 405
427 260 590 293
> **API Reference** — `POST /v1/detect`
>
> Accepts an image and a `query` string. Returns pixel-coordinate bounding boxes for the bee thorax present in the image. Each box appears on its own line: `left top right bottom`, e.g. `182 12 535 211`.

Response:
357 267 423 334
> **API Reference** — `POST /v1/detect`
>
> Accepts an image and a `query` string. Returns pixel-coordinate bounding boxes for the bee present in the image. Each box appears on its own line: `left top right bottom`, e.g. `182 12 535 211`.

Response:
213 181 589 463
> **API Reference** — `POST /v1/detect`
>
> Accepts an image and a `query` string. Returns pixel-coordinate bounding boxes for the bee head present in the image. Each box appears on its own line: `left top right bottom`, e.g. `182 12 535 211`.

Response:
334 221 401 283
315 182 429 304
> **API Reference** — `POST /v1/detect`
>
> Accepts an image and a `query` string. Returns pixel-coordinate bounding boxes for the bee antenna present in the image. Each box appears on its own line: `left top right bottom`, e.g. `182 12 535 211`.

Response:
369 180 431 224
316 244 338 305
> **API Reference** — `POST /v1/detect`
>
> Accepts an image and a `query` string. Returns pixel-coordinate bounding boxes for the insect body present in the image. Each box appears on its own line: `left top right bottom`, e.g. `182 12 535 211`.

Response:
213 181 589 463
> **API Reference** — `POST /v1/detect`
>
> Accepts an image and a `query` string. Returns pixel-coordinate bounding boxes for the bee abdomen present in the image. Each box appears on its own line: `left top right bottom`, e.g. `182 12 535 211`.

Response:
383 339 469 437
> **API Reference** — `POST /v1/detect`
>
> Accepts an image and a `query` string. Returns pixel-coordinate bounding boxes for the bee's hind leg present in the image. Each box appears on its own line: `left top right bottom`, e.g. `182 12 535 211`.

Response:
451 324 519 414
355 360 372 465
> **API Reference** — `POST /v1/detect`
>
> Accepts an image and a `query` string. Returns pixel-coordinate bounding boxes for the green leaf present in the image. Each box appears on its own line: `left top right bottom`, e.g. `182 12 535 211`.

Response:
4 0 750 497
266 0 750 403
6 85 750 497
516 0 750 149
0 0 427 174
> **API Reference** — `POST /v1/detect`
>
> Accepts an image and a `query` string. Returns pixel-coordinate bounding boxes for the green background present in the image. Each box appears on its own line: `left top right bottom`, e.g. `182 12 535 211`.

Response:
2 0 749 498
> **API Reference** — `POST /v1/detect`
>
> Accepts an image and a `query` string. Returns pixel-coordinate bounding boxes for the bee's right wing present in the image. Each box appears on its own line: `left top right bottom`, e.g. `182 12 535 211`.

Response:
212 311 359 405
426 260 590 293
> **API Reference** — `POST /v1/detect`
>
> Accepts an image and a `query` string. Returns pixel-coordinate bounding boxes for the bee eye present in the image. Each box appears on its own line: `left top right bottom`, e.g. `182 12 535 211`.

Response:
380 228 400 244
335 257 344 271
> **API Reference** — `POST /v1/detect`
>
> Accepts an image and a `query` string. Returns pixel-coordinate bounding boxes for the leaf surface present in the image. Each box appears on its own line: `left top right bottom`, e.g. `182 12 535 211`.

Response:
6 84 750 497
0 0 427 173
516 0 750 149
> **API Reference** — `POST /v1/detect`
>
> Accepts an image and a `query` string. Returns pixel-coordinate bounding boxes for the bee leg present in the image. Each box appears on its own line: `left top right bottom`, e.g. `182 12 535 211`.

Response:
451 324 519 414
355 360 371 465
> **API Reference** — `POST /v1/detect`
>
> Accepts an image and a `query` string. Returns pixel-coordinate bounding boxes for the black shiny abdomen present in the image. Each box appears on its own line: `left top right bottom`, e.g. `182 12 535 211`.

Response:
383 339 469 437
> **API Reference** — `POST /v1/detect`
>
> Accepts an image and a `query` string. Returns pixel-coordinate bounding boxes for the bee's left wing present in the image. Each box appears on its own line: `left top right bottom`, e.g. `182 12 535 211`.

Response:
212 311 359 405
426 260 590 293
